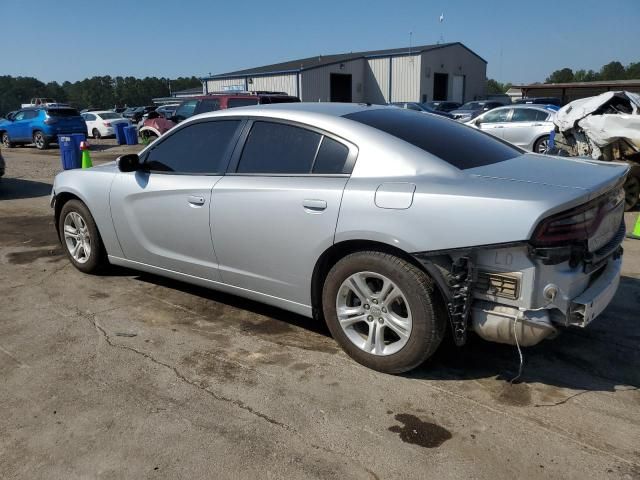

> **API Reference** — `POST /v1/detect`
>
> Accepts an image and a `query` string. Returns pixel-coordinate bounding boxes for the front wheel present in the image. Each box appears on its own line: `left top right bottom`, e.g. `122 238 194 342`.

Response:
2 132 14 148
58 200 106 273
322 251 446 374
33 131 49 150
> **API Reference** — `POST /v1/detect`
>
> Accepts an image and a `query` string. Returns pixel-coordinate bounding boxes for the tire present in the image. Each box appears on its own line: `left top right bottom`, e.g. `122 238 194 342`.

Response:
92 128 101 139
322 251 446 374
33 131 49 150
58 199 106 274
533 135 550 154
2 132 14 148
624 175 640 211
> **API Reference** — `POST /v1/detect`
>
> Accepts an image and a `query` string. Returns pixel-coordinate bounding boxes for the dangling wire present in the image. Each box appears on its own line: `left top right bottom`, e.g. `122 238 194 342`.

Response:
510 315 524 384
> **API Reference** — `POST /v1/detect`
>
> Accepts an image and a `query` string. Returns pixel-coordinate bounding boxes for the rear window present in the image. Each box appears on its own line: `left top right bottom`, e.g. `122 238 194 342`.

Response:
46 108 80 117
98 112 121 120
259 96 301 104
344 108 521 170
227 98 259 108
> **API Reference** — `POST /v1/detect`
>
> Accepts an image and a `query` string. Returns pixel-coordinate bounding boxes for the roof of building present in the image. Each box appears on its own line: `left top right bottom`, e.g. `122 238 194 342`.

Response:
172 86 204 96
514 79 640 89
204 42 486 80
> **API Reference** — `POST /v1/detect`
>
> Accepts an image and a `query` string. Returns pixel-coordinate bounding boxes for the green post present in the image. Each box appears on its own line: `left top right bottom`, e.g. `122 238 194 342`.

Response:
627 213 640 240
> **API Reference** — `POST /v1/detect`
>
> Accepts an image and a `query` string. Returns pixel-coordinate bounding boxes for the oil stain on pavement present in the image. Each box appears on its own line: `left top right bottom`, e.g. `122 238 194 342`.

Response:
388 413 452 448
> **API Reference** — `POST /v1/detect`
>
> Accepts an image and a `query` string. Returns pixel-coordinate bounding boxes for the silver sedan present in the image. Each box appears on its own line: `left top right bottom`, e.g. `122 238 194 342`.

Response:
51 103 627 373
467 104 556 153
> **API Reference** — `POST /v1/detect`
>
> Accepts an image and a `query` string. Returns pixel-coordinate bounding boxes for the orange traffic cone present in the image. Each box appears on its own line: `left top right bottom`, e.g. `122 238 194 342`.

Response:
80 141 92 169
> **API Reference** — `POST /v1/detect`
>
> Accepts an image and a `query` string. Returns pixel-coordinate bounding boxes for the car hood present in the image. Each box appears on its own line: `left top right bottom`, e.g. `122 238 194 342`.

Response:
449 109 479 116
468 153 628 203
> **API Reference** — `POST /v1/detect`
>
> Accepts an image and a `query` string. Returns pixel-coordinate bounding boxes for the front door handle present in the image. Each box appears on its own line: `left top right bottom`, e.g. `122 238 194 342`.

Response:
188 195 205 206
303 199 327 212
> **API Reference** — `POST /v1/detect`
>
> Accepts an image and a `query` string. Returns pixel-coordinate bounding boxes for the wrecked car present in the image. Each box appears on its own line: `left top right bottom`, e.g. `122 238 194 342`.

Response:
50 104 628 373
138 111 176 140
552 91 640 209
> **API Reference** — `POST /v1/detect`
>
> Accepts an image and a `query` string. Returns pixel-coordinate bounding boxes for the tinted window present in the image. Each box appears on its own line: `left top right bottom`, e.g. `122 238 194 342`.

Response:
13 111 25 121
511 108 541 122
260 96 300 104
145 120 240 174
228 98 259 108
313 136 350 174
406 103 422 111
47 108 80 117
194 99 220 114
237 122 321 174
344 108 521 170
23 110 39 119
175 100 197 120
84 113 97 121
99 112 121 120
481 109 510 123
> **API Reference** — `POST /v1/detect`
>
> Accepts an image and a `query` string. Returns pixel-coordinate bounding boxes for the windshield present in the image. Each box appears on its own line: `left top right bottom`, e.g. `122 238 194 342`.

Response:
459 102 484 110
344 108 521 170
98 112 121 120
46 108 80 117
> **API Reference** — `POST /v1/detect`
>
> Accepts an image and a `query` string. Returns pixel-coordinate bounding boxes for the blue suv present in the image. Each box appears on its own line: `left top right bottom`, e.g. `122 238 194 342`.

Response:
0 107 87 150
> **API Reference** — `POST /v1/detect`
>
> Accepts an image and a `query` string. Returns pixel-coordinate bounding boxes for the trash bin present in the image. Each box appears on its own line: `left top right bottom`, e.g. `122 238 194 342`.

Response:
124 126 138 145
70 133 86 153
114 122 127 145
58 135 80 170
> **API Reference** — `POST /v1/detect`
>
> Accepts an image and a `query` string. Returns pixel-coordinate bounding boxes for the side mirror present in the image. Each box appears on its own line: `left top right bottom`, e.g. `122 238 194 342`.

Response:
118 153 141 172
474 118 482 126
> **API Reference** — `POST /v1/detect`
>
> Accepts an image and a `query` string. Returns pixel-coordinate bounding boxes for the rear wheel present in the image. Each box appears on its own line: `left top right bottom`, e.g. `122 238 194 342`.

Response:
33 131 49 150
92 128 101 139
322 251 446 374
534 135 550 154
58 200 106 273
624 175 640 211
2 132 14 148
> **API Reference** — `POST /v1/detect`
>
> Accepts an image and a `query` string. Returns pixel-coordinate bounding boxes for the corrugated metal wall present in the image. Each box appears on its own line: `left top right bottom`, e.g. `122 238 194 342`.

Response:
390 55 421 102
365 58 390 104
206 74 298 96
300 59 365 102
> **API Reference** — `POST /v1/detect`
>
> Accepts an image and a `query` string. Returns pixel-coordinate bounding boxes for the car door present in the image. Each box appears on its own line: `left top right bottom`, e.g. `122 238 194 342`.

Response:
475 108 511 139
82 113 97 135
502 107 545 149
212 119 357 306
9 111 29 141
110 118 244 280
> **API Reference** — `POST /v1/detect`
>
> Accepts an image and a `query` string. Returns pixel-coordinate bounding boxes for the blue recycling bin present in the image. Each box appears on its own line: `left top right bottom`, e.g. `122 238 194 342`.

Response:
70 133 86 153
124 125 138 145
114 122 127 145
58 135 80 170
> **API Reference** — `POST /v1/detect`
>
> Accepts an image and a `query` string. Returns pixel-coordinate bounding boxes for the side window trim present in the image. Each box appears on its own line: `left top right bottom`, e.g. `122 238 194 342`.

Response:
139 117 247 175
225 117 358 176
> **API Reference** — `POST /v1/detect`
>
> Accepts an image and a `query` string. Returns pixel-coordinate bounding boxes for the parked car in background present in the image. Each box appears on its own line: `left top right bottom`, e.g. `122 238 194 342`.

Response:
515 97 562 107
0 147 5 179
123 106 156 124
0 106 87 150
156 104 179 119
81 111 131 139
112 107 127 114
172 92 300 123
389 102 453 118
467 104 556 153
450 100 505 122
422 101 461 112
51 103 627 373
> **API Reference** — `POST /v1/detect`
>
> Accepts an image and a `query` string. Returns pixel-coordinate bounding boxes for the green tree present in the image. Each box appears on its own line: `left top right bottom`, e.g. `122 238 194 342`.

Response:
545 68 574 83
599 61 625 81
625 62 640 79
486 78 512 94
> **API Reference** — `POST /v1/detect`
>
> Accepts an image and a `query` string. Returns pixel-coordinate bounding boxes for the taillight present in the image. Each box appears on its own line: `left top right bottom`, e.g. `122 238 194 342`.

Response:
104 122 111 127
532 185 625 246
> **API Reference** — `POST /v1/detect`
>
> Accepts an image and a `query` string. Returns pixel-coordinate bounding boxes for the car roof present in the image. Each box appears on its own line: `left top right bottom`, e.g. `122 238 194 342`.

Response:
190 102 381 120
87 110 119 115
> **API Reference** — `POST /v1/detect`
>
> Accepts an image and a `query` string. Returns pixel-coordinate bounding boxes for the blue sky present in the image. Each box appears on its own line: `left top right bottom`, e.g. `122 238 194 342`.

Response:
5 0 639 84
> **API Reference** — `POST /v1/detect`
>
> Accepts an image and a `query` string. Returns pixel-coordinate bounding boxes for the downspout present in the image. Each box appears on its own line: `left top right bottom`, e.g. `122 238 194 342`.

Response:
244 77 249 91
388 57 393 102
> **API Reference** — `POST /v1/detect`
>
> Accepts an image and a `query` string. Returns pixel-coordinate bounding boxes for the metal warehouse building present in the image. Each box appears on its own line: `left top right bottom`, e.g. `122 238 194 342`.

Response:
202 42 487 105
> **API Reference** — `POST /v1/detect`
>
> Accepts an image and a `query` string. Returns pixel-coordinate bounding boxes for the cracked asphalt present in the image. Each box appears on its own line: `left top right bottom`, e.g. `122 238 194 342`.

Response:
1 145 639 479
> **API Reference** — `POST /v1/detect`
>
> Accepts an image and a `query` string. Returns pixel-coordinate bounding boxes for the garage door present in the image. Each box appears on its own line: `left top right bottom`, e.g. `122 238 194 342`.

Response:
452 75 465 103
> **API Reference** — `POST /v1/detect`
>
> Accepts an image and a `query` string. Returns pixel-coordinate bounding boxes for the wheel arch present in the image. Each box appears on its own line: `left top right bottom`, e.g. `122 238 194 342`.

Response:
310 239 452 322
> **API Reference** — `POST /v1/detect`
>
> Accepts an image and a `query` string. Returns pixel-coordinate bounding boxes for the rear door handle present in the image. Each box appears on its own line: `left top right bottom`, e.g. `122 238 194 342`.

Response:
303 199 327 212
188 195 205 206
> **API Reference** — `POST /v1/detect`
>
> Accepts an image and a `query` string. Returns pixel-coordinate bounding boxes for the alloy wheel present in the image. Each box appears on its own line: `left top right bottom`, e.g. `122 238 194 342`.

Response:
63 211 92 264
336 271 412 356
536 138 549 153
33 132 45 149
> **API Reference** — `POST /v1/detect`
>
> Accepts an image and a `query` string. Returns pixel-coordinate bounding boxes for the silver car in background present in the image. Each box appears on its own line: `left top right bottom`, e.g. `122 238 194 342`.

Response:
468 104 556 153
51 103 627 373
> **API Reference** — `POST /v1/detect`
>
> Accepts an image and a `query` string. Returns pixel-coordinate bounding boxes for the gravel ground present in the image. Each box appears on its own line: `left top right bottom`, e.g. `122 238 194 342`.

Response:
1 147 639 479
